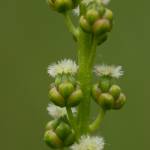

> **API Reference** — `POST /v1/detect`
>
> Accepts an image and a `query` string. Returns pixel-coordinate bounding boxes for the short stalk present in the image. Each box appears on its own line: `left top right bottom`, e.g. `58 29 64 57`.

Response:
89 108 106 133
66 106 79 139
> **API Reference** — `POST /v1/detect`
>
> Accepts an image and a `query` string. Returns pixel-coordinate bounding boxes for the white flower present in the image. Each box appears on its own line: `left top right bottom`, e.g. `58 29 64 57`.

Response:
71 135 105 150
48 59 78 77
73 6 80 16
102 0 111 5
47 103 76 119
94 64 124 79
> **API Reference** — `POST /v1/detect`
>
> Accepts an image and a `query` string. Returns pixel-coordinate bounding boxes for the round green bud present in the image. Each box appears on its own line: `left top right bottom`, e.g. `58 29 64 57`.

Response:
67 89 83 107
55 75 62 86
92 84 101 100
97 33 108 45
44 130 63 148
113 93 126 110
103 8 113 22
98 93 114 109
99 78 111 92
80 16 92 33
86 9 100 24
49 87 65 107
55 122 71 140
58 82 74 98
109 85 121 99
64 132 76 146
54 0 73 12
92 19 111 35
45 120 59 131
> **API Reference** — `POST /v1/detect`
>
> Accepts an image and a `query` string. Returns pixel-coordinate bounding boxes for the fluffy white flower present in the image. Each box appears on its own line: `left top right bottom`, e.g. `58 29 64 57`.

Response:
48 59 78 77
47 103 76 118
71 135 105 150
102 0 111 5
94 64 124 79
73 6 80 16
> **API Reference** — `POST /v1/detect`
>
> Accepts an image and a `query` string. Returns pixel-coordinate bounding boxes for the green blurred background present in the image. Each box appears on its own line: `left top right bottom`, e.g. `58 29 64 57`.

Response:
0 0 149 149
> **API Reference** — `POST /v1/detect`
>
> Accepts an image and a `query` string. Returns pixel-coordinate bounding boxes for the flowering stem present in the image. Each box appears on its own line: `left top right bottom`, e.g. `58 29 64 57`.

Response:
64 12 79 39
66 106 79 139
89 108 106 133
77 30 97 135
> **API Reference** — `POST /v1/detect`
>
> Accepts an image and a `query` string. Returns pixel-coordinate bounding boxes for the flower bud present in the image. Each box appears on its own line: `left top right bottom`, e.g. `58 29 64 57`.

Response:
93 19 111 35
55 122 71 140
44 130 63 148
58 82 74 98
55 75 62 86
92 84 101 100
98 93 114 109
48 0 73 12
113 93 126 109
45 120 59 131
103 8 113 22
49 87 65 107
80 16 92 33
86 9 100 24
64 132 76 146
67 89 83 106
99 78 111 92
109 85 121 99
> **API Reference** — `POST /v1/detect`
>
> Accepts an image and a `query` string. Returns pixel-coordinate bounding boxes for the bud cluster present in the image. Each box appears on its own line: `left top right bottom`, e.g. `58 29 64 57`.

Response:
80 2 113 44
92 77 126 110
47 0 78 13
49 74 83 107
44 117 76 148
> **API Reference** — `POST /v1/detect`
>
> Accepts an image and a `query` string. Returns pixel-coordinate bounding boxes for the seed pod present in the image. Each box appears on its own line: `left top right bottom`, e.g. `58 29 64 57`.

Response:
44 130 63 148
98 93 114 109
92 83 101 100
113 93 126 109
47 0 73 12
67 89 83 107
103 8 113 22
99 78 111 92
49 87 65 107
109 85 121 99
86 9 100 24
93 19 111 35
45 119 60 131
80 16 92 33
58 82 74 98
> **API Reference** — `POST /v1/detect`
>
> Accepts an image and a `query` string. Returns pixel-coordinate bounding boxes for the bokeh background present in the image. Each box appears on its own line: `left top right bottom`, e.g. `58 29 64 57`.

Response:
0 0 149 150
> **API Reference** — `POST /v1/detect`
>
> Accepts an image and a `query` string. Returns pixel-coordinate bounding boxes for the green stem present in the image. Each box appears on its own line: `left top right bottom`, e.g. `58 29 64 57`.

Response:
77 30 97 135
64 12 79 39
89 108 106 133
66 106 79 139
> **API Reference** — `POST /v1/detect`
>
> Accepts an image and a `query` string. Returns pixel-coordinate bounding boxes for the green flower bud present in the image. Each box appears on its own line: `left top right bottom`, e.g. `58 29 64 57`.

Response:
86 9 100 24
55 122 71 140
44 130 63 148
99 77 111 92
55 75 62 86
58 82 74 98
113 93 126 109
97 33 108 45
64 132 76 146
67 89 83 106
103 8 113 22
98 93 114 109
49 87 65 107
80 16 92 33
48 0 73 12
92 84 101 100
93 19 111 35
45 120 59 131
109 85 121 99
